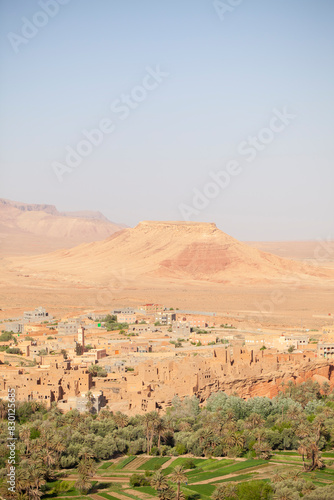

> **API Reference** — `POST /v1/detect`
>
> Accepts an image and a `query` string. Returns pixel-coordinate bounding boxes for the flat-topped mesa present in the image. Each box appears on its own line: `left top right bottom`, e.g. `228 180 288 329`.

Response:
12 217 332 285
0 198 58 215
135 220 218 234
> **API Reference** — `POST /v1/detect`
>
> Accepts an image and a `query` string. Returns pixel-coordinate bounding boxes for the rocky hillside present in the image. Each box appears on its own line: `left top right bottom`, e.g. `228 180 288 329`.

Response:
0 198 125 255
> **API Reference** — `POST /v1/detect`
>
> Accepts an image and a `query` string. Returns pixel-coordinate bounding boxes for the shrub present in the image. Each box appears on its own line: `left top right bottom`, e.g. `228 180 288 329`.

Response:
60 455 77 468
0 331 13 341
7 347 22 355
237 480 273 500
129 474 150 487
183 458 196 469
175 443 187 455
160 445 171 456
88 365 107 377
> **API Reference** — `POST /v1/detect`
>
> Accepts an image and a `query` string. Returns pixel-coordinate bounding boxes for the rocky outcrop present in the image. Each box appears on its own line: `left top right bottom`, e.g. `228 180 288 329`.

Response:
195 360 334 402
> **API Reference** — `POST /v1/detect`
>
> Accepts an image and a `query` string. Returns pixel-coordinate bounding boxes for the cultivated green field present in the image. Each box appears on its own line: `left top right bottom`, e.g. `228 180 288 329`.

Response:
39 453 334 500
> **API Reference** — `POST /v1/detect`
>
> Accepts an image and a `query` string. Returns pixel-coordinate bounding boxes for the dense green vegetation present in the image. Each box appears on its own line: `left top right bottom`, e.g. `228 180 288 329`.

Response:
0 331 14 341
1 380 334 498
100 314 129 331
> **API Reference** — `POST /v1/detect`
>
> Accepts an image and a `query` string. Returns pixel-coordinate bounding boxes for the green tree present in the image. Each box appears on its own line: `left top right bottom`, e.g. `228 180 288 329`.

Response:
237 480 273 499
170 465 187 500
61 349 68 359
0 331 13 341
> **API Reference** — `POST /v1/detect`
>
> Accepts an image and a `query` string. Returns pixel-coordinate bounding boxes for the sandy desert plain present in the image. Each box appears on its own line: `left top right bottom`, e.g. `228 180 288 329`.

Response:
0 199 333 331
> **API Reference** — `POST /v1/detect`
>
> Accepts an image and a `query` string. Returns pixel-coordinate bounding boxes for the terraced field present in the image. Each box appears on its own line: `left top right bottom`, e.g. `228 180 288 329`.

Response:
44 452 334 500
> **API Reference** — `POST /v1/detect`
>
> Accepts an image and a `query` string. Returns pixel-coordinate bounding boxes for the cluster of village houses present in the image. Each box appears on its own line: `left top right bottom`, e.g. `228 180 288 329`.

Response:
0 305 334 414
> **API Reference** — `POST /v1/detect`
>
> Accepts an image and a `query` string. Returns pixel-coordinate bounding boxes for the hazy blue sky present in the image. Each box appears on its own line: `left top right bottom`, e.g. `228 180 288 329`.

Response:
1 0 333 240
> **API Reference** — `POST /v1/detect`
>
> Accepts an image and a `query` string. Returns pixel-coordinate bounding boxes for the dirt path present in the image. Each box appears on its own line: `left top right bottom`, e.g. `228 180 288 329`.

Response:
90 495 111 500
61 475 129 483
160 457 178 469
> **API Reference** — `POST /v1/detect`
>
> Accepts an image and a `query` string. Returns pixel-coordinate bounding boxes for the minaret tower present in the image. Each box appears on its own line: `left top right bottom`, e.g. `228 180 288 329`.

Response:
77 326 85 351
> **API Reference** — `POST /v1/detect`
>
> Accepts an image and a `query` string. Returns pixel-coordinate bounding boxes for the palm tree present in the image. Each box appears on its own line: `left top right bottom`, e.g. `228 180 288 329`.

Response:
306 441 324 471
114 411 129 428
158 486 176 500
244 413 265 430
77 457 96 477
86 400 94 412
19 424 31 455
301 482 316 495
98 409 111 420
223 432 244 455
223 432 237 452
286 406 302 421
286 380 295 398
0 399 8 419
253 440 272 460
233 433 245 449
313 415 325 442
13 494 29 500
295 423 311 440
52 437 65 464
75 457 96 494
156 418 167 451
150 412 161 451
200 427 214 446
321 406 333 418
85 391 95 413
14 468 30 496
143 411 159 453
30 400 38 413
143 412 152 453
178 421 191 432
321 381 331 397
75 474 92 494
151 471 168 492
298 443 308 469
272 468 287 483
22 462 46 500
39 447 56 468
212 482 237 500
170 465 187 500
273 487 299 500
225 409 236 422
254 428 266 446
286 470 302 482
78 447 95 461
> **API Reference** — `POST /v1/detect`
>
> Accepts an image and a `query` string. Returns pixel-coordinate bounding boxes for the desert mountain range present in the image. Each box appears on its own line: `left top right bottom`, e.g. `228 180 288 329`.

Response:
1 201 333 328
9 220 334 287
0 198 125 255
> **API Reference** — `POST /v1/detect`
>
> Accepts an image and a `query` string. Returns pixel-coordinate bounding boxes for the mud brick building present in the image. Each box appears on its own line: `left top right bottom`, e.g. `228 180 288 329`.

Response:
0 360 93 408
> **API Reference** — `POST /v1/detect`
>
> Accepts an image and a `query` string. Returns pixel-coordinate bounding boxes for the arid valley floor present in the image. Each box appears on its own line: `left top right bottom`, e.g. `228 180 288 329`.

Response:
1 199 334 500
